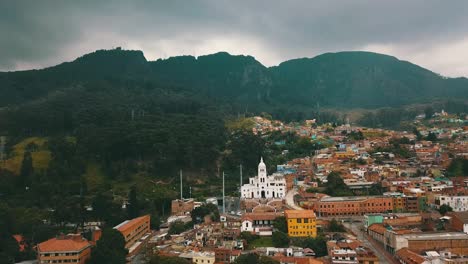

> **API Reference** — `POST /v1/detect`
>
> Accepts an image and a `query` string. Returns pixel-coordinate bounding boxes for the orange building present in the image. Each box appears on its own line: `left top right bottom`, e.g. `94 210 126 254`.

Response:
285 210 317 237
37 234 91 264
317 196 393 217
114 215 151 251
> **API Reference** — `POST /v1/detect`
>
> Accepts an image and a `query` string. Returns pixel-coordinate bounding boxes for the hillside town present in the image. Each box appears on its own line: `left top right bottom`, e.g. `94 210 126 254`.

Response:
19 110 468 264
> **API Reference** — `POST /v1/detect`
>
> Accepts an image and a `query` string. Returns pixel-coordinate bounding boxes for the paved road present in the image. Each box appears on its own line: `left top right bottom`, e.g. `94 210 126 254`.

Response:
343 222 398 264
285 188 303 210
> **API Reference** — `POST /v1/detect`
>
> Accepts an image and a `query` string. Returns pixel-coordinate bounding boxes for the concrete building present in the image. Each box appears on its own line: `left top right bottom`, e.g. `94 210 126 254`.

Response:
241 158 286 199
192 251 215 264
384 231 468 255
435 195 468 212
284 210 317 238
37 234 91 264
114 215 151 255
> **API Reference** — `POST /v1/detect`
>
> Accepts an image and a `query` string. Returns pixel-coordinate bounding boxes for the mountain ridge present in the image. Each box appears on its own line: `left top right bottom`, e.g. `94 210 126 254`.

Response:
0 48 467 109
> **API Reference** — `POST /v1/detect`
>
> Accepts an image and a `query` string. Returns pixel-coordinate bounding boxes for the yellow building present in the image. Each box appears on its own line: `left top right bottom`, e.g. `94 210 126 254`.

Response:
285 210 317 237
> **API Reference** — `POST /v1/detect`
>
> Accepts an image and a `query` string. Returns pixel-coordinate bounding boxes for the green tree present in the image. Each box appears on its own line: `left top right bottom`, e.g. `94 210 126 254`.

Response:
424 106 434 119
447 158 468 177
328 219 346 232
149 255 190 264
413 127 423 141
438 204 453 215
292 236 328 257
151 213 161 230
273 216 287 233
325 172 353 196
240 231 259 243
127 185 139 219
88 228 127 264
234 253 279 264
190 203 219 224
0 233 19 264
272 231 289 247
426 132 438 142
18 151 33 187
168 221 193 235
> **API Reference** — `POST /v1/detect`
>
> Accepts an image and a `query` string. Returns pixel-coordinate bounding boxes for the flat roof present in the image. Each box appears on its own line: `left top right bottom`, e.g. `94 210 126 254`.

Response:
320 196 387 202
405 232 468 240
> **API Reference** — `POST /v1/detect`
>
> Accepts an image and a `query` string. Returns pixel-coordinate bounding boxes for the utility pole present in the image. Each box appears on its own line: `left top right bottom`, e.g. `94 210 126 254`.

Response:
222 171 225 214
240 164 243 195
180 170 183 200
0 136 5 162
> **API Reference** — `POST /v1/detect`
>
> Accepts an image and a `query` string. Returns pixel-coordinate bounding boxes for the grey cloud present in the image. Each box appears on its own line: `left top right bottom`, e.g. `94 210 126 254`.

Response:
1 0 468 76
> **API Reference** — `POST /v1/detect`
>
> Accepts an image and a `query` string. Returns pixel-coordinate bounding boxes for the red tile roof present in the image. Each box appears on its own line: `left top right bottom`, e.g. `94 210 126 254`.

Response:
396 248 426 264
368 224 387 235
37 234 91 253
13 235 25 252
285 210 316 219
241 212 283 222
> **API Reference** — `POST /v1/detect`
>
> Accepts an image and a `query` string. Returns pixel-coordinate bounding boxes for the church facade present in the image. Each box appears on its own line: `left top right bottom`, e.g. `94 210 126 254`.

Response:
241 158 286 199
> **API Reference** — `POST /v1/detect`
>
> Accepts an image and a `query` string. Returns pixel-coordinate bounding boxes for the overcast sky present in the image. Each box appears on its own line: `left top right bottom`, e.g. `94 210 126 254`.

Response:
1 0 468 77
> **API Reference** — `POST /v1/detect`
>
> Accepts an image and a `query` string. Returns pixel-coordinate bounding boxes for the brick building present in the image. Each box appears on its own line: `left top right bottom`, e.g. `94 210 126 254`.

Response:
316 196 393 217
171 198 195 216
114 215 151 256
214 248 241 263
447 212 468 234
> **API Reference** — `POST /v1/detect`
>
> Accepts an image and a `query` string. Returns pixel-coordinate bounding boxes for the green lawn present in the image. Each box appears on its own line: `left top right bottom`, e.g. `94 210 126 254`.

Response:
248 237 274 249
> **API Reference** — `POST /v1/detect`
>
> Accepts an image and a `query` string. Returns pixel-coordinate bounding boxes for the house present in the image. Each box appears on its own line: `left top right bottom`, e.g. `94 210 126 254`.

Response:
241 212 283 236
192 251 215 264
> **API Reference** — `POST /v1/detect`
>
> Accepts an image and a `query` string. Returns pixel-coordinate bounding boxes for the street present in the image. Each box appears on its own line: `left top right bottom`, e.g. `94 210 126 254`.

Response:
343 222 398 264
285 188 303 210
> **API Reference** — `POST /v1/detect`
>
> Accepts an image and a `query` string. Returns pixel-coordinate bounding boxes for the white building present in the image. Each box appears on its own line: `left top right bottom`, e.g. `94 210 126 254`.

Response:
241 158 286 199
435 195 468 212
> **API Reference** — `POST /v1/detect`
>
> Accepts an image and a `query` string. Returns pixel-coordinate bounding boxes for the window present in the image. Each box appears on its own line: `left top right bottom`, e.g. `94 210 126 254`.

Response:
304 218 308 223
297 218 302 223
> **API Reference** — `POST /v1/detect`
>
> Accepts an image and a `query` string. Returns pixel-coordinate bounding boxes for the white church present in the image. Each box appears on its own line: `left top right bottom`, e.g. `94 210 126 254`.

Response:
241 158 286 199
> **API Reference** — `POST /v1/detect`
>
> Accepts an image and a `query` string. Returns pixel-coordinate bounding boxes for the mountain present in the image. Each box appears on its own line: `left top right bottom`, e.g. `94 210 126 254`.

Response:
0 49 467 111
270 51 468 108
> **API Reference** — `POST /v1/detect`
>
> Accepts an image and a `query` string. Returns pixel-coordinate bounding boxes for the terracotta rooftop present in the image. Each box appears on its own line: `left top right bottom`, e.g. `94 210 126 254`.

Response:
241 212 283 221
285 210 316 219
368 224 387 235
396 248 426 264
114 215 150 233
37 234 91 253
448 211 468 223
273 256 323 264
